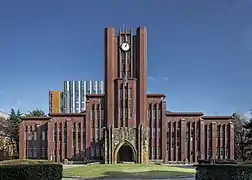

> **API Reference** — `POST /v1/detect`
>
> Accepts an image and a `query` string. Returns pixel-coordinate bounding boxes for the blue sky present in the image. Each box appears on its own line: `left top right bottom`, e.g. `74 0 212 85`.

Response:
0 0 252 116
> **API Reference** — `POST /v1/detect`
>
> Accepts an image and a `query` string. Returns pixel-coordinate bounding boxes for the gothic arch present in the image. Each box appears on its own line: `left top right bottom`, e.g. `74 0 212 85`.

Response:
114 139 137 163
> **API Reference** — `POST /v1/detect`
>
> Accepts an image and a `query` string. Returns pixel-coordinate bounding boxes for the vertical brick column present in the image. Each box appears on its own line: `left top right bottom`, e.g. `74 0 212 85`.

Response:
161 101 167 162
175 122 178 161
80 120 83 159
56 122 59 162
212 122 217 159
189 122 192 163
229 122 234 159
181 119 186 162
194 121 197 162
200 119 205 159
47 121 53 161
224 124 228 159
19 123 25 159
61 121 65 160
86 101 91 161
67 119 73 159
169 121 173 161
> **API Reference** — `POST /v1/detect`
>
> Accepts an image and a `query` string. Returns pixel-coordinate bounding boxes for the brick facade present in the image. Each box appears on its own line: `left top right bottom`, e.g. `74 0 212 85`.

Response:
19 27 234 163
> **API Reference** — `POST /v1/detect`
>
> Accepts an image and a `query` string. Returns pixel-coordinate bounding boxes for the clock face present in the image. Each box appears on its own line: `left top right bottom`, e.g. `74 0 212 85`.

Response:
120 42 130 52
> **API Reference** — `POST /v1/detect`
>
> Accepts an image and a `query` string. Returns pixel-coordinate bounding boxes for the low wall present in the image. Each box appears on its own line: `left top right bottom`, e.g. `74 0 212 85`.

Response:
195 164 252 180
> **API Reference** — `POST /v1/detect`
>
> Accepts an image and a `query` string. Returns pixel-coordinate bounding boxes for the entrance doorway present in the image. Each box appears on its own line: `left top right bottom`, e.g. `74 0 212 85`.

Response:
117 144 134 163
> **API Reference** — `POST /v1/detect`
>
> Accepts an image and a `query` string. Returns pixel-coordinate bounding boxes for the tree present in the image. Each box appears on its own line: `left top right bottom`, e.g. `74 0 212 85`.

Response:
25 109 46 117
243 114 252 159
233 113 250 161
5 108 23 158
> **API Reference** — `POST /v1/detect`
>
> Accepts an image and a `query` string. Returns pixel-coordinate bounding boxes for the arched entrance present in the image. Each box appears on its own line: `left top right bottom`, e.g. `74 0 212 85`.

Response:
118 144 133 162
114 140 136 163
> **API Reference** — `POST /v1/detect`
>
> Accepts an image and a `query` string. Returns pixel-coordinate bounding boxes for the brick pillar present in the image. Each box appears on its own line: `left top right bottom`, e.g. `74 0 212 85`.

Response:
161 101 167 162
229 122 234 159
86 102 91 161
194 121 197 162
61 121 65 160
19 123 25 159
212 122 217 159
225 124 228 159
47 121 53 161
175 121 178 161
67 119 73 159
169 121 173 161
200 119 205 159
181 119 186 162
80 120 83 159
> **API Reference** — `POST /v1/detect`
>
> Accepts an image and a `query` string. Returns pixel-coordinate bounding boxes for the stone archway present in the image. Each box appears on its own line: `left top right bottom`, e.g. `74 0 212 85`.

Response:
114 140 137 163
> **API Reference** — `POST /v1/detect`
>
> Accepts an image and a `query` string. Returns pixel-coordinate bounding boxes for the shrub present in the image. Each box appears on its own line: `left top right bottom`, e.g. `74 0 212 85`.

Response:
0 159 57 165
195 164 252 180
0 160 62 180
215 159 238 164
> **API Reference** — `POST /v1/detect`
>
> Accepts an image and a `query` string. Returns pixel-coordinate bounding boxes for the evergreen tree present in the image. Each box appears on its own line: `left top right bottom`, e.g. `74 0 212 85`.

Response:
25 108 46 117
7 108 23 158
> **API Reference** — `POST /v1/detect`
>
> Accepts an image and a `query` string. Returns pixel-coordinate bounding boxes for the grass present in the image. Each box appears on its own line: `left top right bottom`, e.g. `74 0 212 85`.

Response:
0 159 58 165
63 164 196 179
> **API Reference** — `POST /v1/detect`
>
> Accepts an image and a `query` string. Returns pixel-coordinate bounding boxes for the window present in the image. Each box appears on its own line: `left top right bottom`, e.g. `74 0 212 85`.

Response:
157 128 161 138
157 109 161 119
152 147 156 156
91 110 95 120
96 128 99 138
152 128 156 138
41 131 45 140
153 109 156 119
34 131 37 140
148 109 151 120
129 88 132 99
120 108 123 119
33 148 37 158
101 110 104 119
91 145 95 157
208 148 212 156
42 148 46 158
125 108 128 119
54 123 57 142
124 88 128 99
121 51 125 64
129 109 132 119
29 148 33 158
96 146 100 156
208 126 212 138
120 88 123 99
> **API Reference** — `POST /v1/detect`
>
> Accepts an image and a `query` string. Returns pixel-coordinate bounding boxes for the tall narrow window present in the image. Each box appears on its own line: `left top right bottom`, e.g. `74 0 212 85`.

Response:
129 88 132 99
54 123 57 142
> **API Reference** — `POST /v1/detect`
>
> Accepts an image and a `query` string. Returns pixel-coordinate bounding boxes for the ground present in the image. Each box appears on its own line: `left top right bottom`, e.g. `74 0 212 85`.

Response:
63 164 196 179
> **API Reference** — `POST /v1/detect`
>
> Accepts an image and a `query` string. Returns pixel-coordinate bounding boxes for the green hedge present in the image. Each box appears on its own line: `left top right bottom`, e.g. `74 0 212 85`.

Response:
195 164 252 180
0 162 63 180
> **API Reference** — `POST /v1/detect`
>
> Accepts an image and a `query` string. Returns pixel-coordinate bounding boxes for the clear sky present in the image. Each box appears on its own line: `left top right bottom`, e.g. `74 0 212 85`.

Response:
0 0 252 116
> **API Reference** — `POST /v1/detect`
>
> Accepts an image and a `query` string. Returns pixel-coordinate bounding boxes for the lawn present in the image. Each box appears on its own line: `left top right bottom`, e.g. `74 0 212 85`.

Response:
63 164 196 179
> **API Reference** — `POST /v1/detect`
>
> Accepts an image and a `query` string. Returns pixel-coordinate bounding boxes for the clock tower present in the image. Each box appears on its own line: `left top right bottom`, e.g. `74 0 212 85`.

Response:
104 27 148 163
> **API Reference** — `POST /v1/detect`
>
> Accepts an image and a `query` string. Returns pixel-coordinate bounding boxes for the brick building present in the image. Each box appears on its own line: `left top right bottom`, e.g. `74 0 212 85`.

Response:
19 27 234 163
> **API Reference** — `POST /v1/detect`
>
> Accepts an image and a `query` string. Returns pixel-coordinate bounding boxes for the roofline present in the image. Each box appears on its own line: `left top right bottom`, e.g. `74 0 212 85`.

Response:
202 116 233 120
86 94 104 100
166 112 204 116
21 116 51 120
49 113 85 117
147 94 166 98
